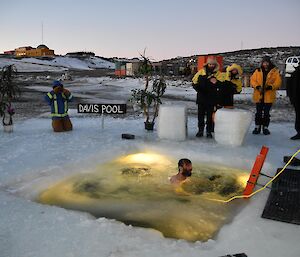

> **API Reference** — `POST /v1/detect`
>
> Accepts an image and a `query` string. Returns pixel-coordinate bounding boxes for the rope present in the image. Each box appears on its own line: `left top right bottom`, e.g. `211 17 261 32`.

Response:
206 149 300 203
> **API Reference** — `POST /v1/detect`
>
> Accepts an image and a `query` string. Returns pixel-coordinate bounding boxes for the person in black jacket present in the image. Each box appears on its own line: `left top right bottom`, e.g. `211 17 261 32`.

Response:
219 64 243 108
192 57 223 138
287 65 300 140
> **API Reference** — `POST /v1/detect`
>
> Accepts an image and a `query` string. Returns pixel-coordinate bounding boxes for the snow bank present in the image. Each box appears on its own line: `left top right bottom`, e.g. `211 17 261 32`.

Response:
0 56 115 72
0 58 66 72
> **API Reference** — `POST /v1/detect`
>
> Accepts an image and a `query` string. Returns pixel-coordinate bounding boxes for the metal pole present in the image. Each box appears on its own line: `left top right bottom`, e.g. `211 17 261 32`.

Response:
42 21 44 44
101 114 104 129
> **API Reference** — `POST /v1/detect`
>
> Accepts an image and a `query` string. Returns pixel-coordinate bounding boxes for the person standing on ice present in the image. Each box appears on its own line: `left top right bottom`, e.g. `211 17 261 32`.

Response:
192 57 223 138
45 80 73 132
250 56 281 135
287 65 300 140
219 63 243 108
170 159 193 185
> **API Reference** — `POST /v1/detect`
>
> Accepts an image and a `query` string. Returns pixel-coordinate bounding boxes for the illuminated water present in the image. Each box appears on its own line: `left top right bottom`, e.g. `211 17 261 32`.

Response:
37 152 249 242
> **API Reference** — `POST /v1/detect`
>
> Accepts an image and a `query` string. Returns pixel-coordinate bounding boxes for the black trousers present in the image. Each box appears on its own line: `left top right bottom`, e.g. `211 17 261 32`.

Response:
294 104 300 134
255 103 272 127
197 104 214 133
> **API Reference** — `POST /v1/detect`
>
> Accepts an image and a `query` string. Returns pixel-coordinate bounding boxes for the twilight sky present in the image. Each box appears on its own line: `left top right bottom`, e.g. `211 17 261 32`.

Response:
1 0 300 60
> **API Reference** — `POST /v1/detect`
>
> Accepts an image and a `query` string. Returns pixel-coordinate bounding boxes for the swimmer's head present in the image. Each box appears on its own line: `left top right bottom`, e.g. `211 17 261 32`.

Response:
178 158 192 177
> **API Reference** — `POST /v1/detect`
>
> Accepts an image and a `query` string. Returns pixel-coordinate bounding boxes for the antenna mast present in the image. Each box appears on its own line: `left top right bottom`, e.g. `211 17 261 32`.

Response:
42 21 44 44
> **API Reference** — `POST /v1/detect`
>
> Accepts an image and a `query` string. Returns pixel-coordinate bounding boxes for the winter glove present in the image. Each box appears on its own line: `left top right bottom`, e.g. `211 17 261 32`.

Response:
53 86 63 94
63 88 71 97
233 84 239 94
265 86 273 91
210 77 217 84
256 86 263 92
192 84 199 92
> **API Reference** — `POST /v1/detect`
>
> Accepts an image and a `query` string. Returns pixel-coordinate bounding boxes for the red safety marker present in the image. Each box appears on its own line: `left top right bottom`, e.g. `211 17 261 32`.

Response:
243 146 269 197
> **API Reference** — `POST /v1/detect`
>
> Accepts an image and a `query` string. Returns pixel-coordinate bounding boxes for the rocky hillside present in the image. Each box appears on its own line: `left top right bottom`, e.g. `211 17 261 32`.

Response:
165 46 300 74
220 46 300 73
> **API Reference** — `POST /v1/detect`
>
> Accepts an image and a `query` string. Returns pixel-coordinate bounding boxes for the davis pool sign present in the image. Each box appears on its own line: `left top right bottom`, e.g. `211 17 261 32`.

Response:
78 104 127 114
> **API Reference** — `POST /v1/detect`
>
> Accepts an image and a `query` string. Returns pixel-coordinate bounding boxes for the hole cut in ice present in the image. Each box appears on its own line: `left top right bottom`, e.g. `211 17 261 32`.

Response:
37 152 249 242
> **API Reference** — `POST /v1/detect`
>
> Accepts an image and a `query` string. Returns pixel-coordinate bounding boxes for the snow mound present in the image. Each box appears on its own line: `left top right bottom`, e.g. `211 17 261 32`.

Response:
0 56 115 72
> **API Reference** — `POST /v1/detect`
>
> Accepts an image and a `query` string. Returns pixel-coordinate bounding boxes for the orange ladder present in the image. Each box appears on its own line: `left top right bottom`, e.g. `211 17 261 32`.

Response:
243 146 269 197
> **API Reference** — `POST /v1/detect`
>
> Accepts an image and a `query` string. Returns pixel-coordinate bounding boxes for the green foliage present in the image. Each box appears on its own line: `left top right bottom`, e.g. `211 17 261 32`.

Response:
0 101 6 119
129 50 167 126
152 76 167 101
0 65 19 126
130 76 167 124
139 55 152 76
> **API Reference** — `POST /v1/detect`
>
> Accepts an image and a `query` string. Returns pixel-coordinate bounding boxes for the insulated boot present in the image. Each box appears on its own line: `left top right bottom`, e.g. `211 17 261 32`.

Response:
62 117 73 131
263 126 270 135
196 131 203 138
52 119 64 132
290 133 300 140
206 132 213 138
252 125 261 135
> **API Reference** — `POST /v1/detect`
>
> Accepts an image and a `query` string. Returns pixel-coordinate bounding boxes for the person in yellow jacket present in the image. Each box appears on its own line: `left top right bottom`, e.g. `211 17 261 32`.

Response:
219 63 243 107
250 56 282 135
192 57 223 138
226 64 243 92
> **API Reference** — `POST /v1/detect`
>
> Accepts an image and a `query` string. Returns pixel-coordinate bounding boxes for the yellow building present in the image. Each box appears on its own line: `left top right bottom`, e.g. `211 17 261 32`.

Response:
15 46 32 57
15 45 54 57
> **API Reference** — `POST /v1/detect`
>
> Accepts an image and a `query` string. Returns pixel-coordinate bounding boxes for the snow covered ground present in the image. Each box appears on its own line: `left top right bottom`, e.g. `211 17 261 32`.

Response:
0 56 115 72
0 114 300 257
27 76 286 105
22 76 293 123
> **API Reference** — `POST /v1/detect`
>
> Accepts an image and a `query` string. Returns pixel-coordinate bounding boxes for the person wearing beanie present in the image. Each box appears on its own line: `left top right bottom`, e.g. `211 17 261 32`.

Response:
287 65 300 140
192 56 224 138
250 56 282 135
45 80 73 132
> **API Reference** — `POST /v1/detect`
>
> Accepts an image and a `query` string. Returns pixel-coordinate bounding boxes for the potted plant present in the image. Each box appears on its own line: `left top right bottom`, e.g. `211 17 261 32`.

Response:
130 51 167 130
0 65 19 132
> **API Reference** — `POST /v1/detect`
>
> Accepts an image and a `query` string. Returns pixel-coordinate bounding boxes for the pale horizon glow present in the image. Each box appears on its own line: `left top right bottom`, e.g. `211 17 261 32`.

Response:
1 0 300 61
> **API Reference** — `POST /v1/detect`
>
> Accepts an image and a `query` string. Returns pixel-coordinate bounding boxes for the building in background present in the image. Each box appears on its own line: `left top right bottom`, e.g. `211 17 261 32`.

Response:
66 52 95 58
14 45 54 57
115 61 127 76
114 58 141 77
3 50 15 56
15 46 33 57
126 61 141 76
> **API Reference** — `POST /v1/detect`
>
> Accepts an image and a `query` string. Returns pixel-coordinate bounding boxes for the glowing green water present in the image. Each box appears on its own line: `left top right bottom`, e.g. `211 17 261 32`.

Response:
38 152 248 241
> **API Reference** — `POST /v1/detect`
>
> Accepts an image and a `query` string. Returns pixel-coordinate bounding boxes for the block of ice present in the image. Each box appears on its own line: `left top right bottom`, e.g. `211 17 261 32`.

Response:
157 105 187 141
214 108 252 146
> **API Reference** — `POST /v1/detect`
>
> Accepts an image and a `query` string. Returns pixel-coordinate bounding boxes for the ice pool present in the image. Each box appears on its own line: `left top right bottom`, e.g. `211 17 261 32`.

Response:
37 152 248 242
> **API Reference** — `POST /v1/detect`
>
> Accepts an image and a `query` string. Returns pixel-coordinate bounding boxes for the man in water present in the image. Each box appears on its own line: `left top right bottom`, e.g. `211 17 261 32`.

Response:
170 159 193 185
